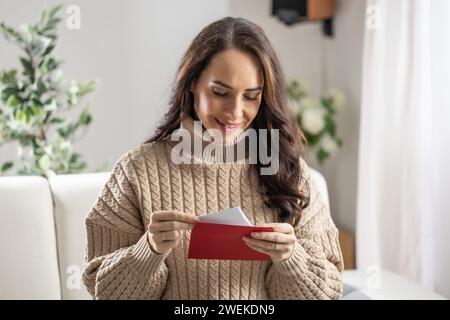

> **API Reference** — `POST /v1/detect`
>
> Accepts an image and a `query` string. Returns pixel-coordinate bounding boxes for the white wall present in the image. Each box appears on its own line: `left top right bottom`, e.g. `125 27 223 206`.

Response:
322 0 365 232
0 0 364 233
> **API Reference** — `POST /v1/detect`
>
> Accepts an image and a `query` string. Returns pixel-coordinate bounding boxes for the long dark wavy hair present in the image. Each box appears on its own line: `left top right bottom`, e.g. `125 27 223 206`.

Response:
144 17 309 223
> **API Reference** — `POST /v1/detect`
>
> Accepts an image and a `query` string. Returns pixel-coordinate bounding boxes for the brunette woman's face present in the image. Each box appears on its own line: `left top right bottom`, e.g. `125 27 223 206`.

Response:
190 48 264 142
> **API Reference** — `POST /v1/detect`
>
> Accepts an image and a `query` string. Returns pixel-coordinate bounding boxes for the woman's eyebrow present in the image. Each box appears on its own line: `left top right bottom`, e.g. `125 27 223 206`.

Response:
211 80 263 91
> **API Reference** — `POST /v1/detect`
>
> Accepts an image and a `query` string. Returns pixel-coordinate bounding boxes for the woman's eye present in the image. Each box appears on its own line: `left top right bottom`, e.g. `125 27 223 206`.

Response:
244 92 261 101
212 89 259 101
244 95 258 101
212 90 227 97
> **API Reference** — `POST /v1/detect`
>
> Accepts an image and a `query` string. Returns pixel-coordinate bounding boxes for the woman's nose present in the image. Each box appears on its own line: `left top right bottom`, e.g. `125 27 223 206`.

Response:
226 98 244 119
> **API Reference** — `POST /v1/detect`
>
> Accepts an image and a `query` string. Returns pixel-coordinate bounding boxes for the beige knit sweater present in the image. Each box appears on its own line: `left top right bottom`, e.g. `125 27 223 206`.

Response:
82 115 344 300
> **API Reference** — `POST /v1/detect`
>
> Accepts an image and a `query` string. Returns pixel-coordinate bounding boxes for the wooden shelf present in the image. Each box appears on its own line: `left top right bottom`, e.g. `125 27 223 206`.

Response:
338 228 355 269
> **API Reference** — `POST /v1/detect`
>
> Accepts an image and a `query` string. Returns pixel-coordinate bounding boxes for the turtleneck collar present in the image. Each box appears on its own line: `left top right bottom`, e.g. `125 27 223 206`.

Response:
169 114 252 164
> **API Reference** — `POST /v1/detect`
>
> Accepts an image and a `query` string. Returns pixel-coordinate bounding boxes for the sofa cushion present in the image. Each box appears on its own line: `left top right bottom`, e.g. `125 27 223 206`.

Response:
0 176 61 299
49 172 109 300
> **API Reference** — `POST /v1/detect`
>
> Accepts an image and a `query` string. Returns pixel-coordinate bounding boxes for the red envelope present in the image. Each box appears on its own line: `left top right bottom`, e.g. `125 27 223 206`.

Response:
188 222 274 260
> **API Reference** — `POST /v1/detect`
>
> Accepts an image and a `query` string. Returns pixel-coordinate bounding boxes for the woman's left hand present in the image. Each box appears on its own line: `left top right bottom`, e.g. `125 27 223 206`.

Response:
243 223 297 262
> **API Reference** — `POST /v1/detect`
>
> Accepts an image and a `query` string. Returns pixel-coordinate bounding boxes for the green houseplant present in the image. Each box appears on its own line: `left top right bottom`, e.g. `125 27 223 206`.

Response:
0 5 97 177
287 79 344 164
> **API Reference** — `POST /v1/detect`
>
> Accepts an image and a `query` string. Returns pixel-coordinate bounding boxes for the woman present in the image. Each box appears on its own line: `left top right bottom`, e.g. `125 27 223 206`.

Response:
82 17 343 300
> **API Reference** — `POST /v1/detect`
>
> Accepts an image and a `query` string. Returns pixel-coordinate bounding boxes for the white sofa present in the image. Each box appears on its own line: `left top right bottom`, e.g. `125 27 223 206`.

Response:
0 168 444 300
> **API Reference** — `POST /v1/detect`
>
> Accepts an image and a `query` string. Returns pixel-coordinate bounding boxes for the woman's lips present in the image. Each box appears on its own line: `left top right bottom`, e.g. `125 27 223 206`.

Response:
215 118 242 132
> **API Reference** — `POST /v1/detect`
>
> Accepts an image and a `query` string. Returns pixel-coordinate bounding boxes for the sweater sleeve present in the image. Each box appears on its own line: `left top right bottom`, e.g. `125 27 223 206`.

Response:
82 150 170 300
265 157 344 300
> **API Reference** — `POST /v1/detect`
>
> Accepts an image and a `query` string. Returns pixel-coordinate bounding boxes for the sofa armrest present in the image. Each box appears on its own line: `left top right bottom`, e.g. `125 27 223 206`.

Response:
0 176 61 299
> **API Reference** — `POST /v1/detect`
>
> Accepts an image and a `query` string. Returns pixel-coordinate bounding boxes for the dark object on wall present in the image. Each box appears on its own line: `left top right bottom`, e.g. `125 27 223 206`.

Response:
272 0 336 37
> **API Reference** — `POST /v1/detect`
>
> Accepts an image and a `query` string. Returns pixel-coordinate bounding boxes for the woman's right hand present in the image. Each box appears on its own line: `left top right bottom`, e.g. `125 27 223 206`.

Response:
147 210 200 254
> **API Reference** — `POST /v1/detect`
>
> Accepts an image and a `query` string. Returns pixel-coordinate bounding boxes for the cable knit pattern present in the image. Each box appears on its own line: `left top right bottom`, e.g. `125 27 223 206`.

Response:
82 115 344 300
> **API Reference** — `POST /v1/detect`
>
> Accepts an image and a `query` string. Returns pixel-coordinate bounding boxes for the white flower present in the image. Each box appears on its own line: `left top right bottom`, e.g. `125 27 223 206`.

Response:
301 106 326 135
326 88 345 111
321 134 339 154
300 97 319 110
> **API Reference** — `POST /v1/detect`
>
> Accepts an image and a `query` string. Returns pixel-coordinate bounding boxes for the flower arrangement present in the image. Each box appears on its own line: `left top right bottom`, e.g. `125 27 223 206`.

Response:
287 80 344 164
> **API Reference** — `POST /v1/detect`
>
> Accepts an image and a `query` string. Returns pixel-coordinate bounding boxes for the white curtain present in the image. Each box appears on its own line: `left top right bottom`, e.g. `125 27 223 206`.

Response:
357 0 450 298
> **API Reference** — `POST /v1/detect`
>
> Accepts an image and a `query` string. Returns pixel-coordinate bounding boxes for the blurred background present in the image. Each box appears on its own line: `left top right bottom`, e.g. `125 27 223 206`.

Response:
0 0 449 300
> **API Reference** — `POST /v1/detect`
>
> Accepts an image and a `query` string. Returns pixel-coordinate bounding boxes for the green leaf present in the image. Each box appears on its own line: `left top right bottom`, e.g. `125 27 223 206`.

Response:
78 80 96 96
79 109 92 126
45 57 60 71
324 113 336 136
317 148 330 165
39 8 49 29
26 106 40 120
50 117 64 124
38 55 50 73
1 161 14 173
57 122 78 138
69 160 86 171
31 137 41 149
304 130 322 146
1 86 19 102
45 17 62 31
36 79 47 94
0 70 17 84
6 94 20 107
69 153 80 162
16 110 26 122
0 22 24 45
20 57 34 80
31 97 43 107
68 153 86 171
49 5 64 19
38 154 51 172
321 97 334 113
42 44 55 56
